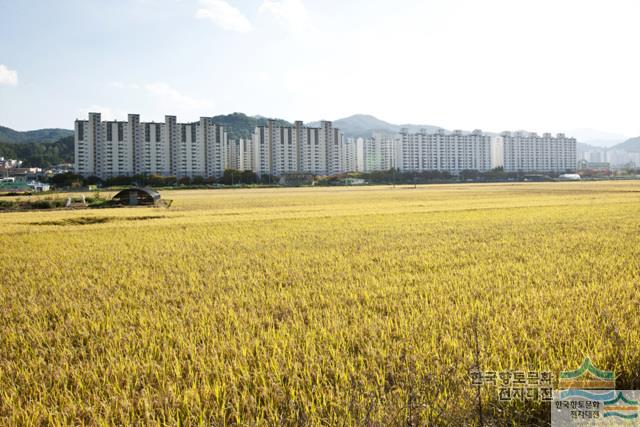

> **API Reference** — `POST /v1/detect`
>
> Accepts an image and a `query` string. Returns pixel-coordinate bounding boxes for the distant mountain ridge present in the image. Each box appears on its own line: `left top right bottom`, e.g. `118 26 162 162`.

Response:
306 114 443 137
611 137 640 153
306 115 399 136
211 113 291 139
0 126 73 144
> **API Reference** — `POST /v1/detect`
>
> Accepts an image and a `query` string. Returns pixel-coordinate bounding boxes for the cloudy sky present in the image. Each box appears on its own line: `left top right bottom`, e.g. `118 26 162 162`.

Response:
0 0 639 140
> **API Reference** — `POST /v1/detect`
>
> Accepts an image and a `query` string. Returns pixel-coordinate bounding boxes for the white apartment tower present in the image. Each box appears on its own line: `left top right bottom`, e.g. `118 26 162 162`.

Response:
252 120 298 176
298 124 325 175
342 138 359 173
227 138 253 171
364 133 397 172
173 119 203 178
201 117 227 178
501 132 576 172
252 120 343 176
396 129 493 173
75 113 226 179
321 121 342 176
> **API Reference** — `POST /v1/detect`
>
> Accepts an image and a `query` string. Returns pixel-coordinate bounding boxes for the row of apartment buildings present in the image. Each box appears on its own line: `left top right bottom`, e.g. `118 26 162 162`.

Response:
75 113 577 179
75 113 343 178
75 113 227 178
349 130 576 174
359 130 576 173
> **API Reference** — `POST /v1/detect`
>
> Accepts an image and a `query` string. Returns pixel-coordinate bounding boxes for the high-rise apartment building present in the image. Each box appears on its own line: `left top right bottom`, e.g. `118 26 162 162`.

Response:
501 132 576 172
227 138 253 171
252 120 343 176
363 133 397 172
396 129 493 173
75 113 226 179
342 138 359 173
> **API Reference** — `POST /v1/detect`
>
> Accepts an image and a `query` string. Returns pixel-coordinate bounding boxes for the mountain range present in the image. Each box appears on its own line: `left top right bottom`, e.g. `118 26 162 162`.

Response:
306 114 443 138
209 113 291 139
611 137 640 153
0 126 73 144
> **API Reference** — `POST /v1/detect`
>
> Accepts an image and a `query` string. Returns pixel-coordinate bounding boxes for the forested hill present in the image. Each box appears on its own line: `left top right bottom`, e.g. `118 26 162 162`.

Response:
211 113 291 139
0 136 74 167
0 126 73 144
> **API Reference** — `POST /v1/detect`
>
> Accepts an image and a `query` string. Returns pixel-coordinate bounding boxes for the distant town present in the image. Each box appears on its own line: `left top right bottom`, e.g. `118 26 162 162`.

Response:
1 112 639 191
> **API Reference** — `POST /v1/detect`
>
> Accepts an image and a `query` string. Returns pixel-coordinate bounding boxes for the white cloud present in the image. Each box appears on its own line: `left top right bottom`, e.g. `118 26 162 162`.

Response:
259 0 308 31
0 64 18 86
195 0 252 33
144 82 211 110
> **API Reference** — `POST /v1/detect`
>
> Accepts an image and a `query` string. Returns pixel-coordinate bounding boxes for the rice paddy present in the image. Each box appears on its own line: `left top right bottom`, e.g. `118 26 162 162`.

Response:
1 181 639 425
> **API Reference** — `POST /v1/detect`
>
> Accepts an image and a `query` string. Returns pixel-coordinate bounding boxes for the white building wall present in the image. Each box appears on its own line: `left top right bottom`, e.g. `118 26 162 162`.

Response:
129 114 142 175
74 119 93 177
491 136 504 169
606 149 631 166
174 120 206 178
342 138 358 173
395 129 493 174
503 132 576 172
271 124 297 176
240 138 253 171
364 133 396 172
355 137 365 172
99 121 133 178
300 127 325 175
322 122 341 176
252 126 271 176
138 122 169 176
227 139 242 171
202 117 227 178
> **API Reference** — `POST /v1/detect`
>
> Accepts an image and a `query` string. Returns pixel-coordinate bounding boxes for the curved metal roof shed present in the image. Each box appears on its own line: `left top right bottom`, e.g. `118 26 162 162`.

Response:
112 187 161 206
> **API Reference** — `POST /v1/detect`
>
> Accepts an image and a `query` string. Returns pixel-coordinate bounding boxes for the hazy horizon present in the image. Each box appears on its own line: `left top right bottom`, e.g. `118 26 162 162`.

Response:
1 0 639 141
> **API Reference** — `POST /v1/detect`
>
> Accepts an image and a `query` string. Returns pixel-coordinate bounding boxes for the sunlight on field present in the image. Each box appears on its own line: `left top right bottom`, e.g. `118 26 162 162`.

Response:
1 181 640 425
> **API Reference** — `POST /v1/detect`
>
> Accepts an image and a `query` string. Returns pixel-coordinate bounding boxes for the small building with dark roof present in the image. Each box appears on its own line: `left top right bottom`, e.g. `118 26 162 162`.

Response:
112 187 161 206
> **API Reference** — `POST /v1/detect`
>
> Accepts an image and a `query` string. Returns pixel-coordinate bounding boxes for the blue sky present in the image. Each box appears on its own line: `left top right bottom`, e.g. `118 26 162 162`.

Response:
1 0 639 141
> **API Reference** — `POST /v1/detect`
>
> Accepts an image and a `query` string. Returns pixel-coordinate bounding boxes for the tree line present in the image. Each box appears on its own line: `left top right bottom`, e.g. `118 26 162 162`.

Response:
0 136 74 167
47 169 266 188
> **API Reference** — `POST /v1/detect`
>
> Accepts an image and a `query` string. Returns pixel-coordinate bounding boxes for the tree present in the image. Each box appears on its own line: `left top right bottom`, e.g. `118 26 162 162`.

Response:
84 176 103 186
259 174 279 185
220 169 243 185
460 170 481 181
240 170 258 184
47 172 83 188
0 136 74 167
104 176 133 187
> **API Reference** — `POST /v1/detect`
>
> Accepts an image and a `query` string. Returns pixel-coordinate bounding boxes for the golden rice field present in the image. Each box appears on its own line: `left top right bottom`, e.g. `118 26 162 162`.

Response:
1 181 640 426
